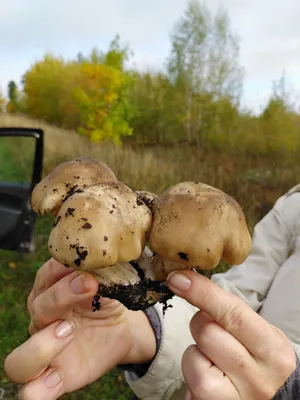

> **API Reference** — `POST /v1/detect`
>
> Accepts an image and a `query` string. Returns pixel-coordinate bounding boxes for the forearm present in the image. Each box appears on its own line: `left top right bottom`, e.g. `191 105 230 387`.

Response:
121 309 158 365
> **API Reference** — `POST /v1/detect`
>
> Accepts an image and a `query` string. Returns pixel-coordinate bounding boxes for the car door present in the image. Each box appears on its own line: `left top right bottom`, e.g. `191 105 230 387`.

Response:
0 127 44 253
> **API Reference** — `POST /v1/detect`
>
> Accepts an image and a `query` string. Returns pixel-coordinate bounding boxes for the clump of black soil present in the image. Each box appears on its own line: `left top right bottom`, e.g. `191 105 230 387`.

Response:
92 279 174 315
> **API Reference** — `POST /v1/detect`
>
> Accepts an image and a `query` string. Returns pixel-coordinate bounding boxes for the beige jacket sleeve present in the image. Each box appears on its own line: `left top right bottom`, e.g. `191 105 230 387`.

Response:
211 186 300 312
125 185 300 400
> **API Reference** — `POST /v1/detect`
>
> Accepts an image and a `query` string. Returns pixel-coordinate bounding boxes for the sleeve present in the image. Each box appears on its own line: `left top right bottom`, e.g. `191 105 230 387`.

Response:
124 296 198 400
273 344 300 399
211 188 300 311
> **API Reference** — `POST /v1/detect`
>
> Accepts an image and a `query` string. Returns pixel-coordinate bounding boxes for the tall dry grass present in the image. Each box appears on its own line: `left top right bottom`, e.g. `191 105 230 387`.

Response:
1 112 299 232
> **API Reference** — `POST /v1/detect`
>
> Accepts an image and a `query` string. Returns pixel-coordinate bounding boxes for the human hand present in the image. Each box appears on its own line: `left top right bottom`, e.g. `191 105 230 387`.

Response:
4 258 156 400
167 270 296 400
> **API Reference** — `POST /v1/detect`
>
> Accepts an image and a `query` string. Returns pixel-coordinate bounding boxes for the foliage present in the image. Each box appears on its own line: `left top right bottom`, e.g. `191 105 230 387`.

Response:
74 37 133 143
0 90 5 112
22 36 133 144
4 1 300 153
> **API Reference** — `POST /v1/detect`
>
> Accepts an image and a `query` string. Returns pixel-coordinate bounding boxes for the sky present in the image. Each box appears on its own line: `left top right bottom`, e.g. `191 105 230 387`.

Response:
0 0 299 114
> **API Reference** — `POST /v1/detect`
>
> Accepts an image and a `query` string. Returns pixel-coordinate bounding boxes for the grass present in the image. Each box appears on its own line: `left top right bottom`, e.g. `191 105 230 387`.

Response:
0 112 299 399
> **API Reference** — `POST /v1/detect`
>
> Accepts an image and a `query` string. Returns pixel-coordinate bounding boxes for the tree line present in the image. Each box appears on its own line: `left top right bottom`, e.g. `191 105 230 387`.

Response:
1 0 299 156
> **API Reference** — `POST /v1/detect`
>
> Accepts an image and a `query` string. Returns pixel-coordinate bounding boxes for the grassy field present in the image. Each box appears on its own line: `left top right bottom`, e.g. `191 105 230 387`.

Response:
0 112 299 399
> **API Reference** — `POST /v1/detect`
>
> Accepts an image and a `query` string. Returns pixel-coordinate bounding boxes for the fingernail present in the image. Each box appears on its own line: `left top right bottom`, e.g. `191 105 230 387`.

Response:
55 320 74 338
185 390 192 400
167 272 191 291
70 273 90 294
44 369 62 388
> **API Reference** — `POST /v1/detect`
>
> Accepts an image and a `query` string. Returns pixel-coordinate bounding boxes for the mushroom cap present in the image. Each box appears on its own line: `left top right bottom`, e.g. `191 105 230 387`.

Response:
149 182 252 269
150 255 187 280
31 157 117 216
136 190 157 206
48 181 152 270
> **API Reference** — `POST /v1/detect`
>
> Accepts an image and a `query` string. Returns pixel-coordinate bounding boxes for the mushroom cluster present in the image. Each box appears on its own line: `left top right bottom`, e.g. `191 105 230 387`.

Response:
31 157 252 311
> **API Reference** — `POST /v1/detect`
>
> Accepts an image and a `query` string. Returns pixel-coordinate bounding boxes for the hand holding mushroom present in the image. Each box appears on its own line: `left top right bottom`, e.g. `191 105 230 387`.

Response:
31 157 252 311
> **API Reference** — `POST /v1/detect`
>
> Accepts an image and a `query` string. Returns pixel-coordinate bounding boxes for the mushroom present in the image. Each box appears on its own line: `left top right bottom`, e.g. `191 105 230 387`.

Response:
148 181 252 279
32 158 252 312
46 181 172 310
49 181 152 269
31 157 117 216
136 190 157 208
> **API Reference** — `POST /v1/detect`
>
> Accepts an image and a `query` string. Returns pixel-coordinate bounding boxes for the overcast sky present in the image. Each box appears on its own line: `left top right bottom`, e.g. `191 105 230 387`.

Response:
0 0 299 113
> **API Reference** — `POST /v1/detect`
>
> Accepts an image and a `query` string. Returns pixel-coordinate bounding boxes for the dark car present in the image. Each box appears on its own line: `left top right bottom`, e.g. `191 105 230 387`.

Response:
0 127 43 253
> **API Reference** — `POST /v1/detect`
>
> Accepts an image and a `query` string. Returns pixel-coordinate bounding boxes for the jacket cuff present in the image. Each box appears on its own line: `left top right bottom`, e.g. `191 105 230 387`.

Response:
124 296 197 400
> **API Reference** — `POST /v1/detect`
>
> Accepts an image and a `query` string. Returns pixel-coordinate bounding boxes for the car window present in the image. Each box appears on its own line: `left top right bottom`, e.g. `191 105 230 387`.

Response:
0 135 35 183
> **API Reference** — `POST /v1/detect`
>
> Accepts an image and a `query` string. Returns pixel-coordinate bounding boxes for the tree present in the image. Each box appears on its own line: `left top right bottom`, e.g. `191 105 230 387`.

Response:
74 61 133 143
166 0 243 144
0 90 5 112
260 73 298 154
7 80 17 101
23 54 73 124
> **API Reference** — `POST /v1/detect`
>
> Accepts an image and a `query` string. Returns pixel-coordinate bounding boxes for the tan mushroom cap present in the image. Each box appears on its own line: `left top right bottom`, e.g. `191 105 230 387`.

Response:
48 181 152 271
149 182 252 270
31 157 117 216
138 253 187 281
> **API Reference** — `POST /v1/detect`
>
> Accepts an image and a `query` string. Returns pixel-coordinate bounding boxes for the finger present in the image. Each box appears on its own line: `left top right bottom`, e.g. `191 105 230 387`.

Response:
5 320 74 383
190 311 258 389
182 345 239 400
28 258 76 313
30 271 98 332
167 270 278 358
18 368 64 400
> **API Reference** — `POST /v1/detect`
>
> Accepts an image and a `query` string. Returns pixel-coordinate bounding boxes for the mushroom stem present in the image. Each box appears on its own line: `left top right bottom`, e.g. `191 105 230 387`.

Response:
91 254 175 312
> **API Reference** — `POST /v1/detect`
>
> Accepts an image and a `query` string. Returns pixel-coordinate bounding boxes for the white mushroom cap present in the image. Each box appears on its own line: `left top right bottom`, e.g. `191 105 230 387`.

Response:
149 182 252 270
48 181 152 270
31 157 117 216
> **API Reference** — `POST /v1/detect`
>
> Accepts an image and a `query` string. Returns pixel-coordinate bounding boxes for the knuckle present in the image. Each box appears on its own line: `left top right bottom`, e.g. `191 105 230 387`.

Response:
274 337 296 377
4 357 15 381
190 375 218 399
257 384 277 399
18 383 39 400
27 291 34 314
50 285 66 310
218 302 245 333
28 322 37 336
30 297 41 321
31 336 49 363
35 268 45 291
30 297 47 329
263 328 296 377
189 311 202 336
190 311 213 338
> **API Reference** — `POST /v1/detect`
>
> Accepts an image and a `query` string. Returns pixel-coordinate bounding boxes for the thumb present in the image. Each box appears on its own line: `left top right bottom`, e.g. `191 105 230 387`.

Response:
18 368 64 400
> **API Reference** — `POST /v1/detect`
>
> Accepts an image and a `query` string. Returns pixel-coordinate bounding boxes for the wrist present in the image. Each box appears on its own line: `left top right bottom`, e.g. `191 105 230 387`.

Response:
121 309 157 365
